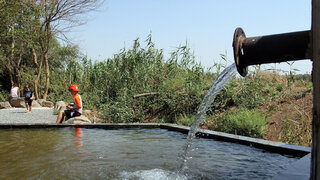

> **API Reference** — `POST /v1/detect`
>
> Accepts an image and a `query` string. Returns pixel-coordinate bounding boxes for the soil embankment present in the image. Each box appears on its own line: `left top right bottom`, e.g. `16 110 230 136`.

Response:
263 89 312 147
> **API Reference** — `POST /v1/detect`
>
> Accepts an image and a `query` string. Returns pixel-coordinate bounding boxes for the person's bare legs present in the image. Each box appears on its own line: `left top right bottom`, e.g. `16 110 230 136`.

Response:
26 104 29 112
56 110 65 124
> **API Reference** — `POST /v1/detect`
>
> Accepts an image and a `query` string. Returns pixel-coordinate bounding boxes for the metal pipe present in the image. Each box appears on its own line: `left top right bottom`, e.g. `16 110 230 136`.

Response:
233 28 311 77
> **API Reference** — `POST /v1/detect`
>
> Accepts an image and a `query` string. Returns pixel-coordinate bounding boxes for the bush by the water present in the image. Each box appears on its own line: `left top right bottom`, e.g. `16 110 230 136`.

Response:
209 108 267 138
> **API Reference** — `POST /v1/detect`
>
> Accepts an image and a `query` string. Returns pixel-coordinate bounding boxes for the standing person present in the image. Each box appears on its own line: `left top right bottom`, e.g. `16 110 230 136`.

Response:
24 85 34 112
56 84 82 124
9 83 19 101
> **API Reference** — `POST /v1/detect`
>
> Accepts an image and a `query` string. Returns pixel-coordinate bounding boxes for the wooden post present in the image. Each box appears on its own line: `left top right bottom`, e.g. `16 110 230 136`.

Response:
311 0 320 179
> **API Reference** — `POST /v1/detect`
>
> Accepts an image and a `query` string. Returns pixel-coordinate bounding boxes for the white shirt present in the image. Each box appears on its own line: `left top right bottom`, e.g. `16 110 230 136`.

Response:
10 87 18 97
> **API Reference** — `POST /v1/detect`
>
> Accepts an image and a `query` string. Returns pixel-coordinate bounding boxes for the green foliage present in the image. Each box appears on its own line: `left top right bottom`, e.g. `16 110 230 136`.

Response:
176 113 195 126
0 89 8 102
46 35 208 123
215 73 267 110
279 118 312 146
211 108 267 138
294 74 311 81
101 101 134 123
53 108 60 115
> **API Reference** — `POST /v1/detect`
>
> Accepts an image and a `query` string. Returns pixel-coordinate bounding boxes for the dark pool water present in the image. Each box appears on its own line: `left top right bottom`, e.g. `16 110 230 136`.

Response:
0 128 298 179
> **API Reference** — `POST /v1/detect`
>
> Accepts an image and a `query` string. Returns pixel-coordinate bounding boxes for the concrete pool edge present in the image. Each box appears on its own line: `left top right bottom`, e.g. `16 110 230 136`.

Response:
160 123 311 156
0 122 310 156
0 122 310 179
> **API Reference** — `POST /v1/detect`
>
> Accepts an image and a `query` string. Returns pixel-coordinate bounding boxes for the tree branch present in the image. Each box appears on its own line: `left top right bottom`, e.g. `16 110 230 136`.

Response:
133 92 160 99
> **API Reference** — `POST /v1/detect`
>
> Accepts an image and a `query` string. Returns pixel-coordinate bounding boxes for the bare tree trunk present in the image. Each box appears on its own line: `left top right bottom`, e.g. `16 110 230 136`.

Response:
33 50 42 100
32 48 38 67
43 52 49 100
15 45 25 96
32 48 38 99
6 60 14 87
17 44 23 67
7 24 15 87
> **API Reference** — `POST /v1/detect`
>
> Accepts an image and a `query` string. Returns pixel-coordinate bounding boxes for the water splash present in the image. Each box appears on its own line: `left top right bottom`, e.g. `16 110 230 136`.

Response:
178 63 237 173
118 169 187 180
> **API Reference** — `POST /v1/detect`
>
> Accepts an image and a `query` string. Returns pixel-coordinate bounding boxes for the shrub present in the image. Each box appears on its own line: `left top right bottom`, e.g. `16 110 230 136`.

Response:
176 113 195 126
100 101 134 123
0 89 8 102
212 108 267 138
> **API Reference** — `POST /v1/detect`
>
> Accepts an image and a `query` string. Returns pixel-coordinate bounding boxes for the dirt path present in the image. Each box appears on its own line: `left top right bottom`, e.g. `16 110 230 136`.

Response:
0 108 57 124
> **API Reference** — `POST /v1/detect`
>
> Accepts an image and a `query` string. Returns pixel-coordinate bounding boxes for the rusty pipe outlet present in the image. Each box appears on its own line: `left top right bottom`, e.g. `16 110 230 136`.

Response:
233 28 311 77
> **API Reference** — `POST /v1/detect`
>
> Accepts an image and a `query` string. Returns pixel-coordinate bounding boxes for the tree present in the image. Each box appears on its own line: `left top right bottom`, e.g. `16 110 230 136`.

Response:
0 0 104 99
0 0 38 89
35 0 104 100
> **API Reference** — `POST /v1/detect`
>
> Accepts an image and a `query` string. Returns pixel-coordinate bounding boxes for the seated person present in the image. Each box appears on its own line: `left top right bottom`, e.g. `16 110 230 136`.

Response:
9 83 19 100
56 84 82 124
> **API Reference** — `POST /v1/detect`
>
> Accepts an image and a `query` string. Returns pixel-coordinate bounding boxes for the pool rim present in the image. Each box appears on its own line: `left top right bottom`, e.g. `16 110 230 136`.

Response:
0 123 310 157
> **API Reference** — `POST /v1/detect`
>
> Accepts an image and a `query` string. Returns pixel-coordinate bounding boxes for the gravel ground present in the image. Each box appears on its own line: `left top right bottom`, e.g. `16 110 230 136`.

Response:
0 108 57 124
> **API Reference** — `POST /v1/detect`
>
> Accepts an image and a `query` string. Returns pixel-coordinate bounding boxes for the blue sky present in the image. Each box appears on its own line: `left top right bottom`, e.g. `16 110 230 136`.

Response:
69 0 312 74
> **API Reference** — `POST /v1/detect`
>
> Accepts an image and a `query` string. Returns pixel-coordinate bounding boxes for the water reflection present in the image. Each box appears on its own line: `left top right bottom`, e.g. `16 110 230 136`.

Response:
73 128 87 154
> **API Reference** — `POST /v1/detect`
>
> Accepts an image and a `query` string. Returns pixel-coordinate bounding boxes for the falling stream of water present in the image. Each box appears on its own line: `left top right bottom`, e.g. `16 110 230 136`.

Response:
177 63 237 174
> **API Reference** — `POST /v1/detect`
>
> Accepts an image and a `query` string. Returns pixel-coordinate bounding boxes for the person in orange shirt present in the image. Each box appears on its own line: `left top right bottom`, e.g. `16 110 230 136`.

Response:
56 84 83 124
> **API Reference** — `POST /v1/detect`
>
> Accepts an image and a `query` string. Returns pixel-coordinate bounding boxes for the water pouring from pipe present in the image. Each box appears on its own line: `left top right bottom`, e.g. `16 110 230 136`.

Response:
178 63 237 174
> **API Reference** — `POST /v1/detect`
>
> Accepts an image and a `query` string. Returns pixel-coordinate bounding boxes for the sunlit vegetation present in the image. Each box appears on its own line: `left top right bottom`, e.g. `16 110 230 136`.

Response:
0 0 312 146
